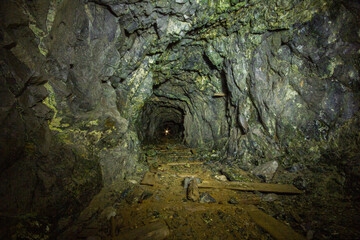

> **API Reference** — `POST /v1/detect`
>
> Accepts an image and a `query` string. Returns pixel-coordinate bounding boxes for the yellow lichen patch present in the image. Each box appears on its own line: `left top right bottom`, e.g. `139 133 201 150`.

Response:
87 120 99 127
195 75 209 92
43 83 68 132
88 130 102 144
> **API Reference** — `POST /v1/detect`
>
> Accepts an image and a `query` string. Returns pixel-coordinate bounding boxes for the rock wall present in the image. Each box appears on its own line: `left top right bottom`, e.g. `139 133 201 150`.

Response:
0 0 104 234
133 0 359 169
0 0 359 237
0 0 144 235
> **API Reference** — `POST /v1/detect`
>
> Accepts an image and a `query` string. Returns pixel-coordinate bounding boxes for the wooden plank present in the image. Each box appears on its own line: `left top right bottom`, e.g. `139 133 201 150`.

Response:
198 181 302 194
161 161 203 166
115 221 170 240
246 205 305 240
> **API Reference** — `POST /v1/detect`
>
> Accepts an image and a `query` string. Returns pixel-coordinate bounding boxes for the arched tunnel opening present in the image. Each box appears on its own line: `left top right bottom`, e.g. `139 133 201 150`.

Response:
138 99 185 144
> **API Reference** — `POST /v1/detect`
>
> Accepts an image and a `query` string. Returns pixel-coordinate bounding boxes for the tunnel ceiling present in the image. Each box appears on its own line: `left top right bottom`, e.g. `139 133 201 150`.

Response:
1 0 360 229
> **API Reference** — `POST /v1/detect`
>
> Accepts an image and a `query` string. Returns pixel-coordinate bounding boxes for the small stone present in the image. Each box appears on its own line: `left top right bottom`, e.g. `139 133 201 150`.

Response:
214 175 227 181
293 176 307 190
251 160 279 182
286 163 304 173
187 179 199 202
141 172 157 186
262 193 278 202
228 197 239 204
128 179 137 184
184 177 201 189
183 177 191 188
139 191 153 202
199 192 216 203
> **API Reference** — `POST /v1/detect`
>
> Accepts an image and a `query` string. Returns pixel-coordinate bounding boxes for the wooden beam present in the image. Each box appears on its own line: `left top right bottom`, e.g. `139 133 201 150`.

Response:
246 205 305 240
213 93 226 97
198 181 303 194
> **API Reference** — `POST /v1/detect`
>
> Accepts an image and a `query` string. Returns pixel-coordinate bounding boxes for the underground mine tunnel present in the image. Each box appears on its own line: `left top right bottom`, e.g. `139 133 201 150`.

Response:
138 98 185 143
0 0 360 239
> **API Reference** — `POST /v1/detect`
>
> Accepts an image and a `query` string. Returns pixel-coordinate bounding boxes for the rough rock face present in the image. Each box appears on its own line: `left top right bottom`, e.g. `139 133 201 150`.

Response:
0 0 359 237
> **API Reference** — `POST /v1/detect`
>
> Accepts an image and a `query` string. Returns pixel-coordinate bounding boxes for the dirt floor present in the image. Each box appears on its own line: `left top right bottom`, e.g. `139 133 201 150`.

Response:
112 143 270 240
58 138 360 240
57 139 306 240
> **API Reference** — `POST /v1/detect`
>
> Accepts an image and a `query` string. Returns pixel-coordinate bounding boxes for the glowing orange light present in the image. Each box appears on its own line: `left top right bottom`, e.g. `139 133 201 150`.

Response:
164 129 170 136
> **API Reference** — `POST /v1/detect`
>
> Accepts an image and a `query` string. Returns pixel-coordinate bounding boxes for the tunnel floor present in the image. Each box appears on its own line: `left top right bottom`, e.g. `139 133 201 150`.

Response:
112 141 276 240
62 140 360 240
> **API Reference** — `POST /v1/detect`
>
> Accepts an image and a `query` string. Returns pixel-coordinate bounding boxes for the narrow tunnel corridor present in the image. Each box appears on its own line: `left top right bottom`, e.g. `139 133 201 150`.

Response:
1 0 360 239
138 98 185 144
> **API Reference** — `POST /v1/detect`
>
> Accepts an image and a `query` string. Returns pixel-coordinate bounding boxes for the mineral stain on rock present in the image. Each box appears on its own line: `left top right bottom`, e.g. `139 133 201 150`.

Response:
0 0 360 239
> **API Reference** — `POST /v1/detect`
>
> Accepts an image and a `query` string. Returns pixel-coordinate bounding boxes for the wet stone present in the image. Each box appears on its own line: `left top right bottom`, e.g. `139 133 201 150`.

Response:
199 192 216 203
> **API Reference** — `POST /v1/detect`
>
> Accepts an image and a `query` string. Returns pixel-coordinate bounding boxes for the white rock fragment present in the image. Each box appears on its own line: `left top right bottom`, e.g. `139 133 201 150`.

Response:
251 160 279 182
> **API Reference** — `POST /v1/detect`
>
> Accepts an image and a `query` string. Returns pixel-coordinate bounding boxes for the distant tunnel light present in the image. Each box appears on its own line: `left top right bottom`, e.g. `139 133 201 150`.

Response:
164 129 170 136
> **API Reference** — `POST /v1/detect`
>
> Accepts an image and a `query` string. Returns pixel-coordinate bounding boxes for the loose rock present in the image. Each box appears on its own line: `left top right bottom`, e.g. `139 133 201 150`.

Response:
251 161 279 182
199 192 216 203
187 179 200 202
214 175 227 181
262 193 278 202
228 197 239 204
141 172 157 186
293 176 307 191
183 177 201 189
139 191 153 202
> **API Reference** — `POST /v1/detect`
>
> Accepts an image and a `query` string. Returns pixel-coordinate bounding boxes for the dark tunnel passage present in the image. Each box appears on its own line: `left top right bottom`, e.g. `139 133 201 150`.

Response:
137 98 185 144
